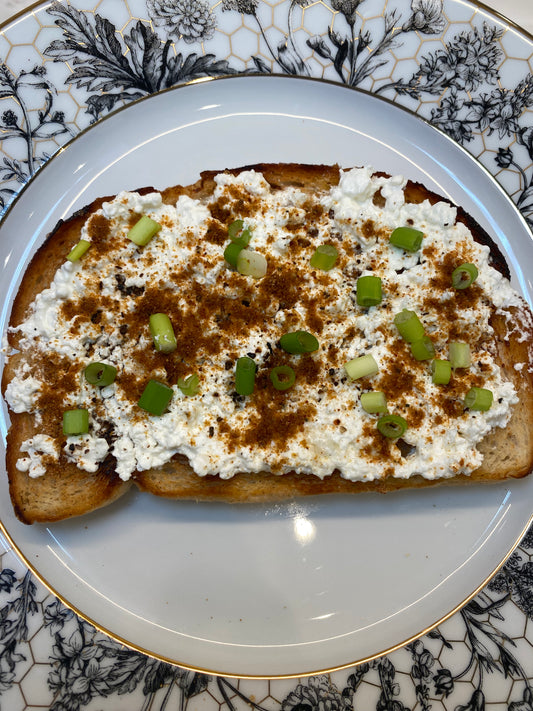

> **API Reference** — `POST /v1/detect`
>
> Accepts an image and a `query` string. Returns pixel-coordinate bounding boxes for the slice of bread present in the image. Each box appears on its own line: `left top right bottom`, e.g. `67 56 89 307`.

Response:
2 164 533 524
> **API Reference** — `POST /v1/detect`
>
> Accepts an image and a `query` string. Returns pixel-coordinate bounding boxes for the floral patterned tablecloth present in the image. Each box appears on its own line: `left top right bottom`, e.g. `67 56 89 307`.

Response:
1 0 533 709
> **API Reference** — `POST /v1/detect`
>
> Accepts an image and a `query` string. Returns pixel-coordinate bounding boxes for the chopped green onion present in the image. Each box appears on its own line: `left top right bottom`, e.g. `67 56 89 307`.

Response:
138 379 173 416
452 263 478 290
67 239 91 262
389 226 424 252
449 341 471 369
63 408 89 435
393 309 425 343
224 241 244 267
344 354 379 380
431 359 452 385
356 275 382 307
279 330 319 354
84 362 117 387
228 219 252 247
360 391 388 414
236 249 267 278
464 386 493 411
127 215 161 246
228 219 244 239
177 374 199 396
149 313 177 354
235 356 256 396
270 365 296 391
377 414 408 439
310 244 338 271
410 336 435 361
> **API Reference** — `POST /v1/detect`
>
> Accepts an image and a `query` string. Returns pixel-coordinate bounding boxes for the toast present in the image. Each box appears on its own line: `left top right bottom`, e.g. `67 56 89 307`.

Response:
2 163 533 524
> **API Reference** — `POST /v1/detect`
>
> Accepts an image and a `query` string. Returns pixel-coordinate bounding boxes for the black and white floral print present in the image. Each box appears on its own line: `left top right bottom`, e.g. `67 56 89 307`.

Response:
0 531 532 709
1 0 533 708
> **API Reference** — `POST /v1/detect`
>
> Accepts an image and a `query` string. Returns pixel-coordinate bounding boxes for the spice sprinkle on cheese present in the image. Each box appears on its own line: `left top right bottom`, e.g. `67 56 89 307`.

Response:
4 166 526 486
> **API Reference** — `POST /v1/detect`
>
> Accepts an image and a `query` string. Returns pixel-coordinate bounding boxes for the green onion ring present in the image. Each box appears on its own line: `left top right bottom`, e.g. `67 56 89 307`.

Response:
270 365 296 391
309 244 338 271
149 313 177 354
235 356 256 396
84 362 117 387
177 374 200 397
464 386 493 411
393 309 425 343
127 215 162 246
63 408 89 435
360 391 388 414
356 275 382 307
431 359 452 385
389 226 424 252
138 379 174 416
279 330 319 354
377 414 408 439
344 354 379 380
67 239 91 262
452 263 478 289
410 336 435 361
224 241 244 267
449 341 471 369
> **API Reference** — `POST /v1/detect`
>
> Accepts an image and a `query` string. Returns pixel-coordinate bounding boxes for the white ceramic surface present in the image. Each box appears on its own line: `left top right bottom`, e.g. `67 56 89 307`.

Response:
0 76 532 678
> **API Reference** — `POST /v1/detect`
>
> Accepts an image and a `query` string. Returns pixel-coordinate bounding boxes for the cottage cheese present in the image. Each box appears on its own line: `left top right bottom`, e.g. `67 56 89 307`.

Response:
4 167 524 483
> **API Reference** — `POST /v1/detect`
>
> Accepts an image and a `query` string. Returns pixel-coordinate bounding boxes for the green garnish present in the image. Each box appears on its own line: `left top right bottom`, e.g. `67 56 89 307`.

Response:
270 365 296 391
377 414 408 439
464 386 493 411
389 226 424 252
431 359 452 385
67 239 91 262
360 391 388 414
356 275 382 307
235 356 256 396
84 362 117 387
228 219 244 239
177 374 200 397
149 313 177 354
393 309 425 343
410 336 435 361
224 241 244 268
452 263 478 290
127 215 162 246
344 354 379 380
236 249 267 278
449 341 471 369
228 219 252 247
138 379 173 416
63 408 89 435
309 244 338 271
279 330 319 354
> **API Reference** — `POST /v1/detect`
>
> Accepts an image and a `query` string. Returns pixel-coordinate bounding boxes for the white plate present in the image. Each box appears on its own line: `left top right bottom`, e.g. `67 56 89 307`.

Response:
1 75 532 678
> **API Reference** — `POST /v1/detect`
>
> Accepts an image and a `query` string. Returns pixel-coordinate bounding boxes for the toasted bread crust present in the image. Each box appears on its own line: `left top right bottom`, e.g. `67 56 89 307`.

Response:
3 164 533 523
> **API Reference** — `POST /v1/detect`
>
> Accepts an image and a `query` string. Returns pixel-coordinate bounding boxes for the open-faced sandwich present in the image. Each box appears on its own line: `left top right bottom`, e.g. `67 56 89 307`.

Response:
2 163 533 524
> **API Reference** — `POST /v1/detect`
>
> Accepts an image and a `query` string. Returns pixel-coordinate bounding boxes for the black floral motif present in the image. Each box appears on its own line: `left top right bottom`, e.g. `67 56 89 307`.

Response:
147 0 216 43
223 0 311 75
0 571 38 695
282 675 349 710
0 63 71 208
44 1 233 122
308 0 446 87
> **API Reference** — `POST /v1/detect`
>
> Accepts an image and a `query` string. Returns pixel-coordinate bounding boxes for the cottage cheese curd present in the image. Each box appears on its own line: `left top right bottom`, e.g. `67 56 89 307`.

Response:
4 167 523 483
